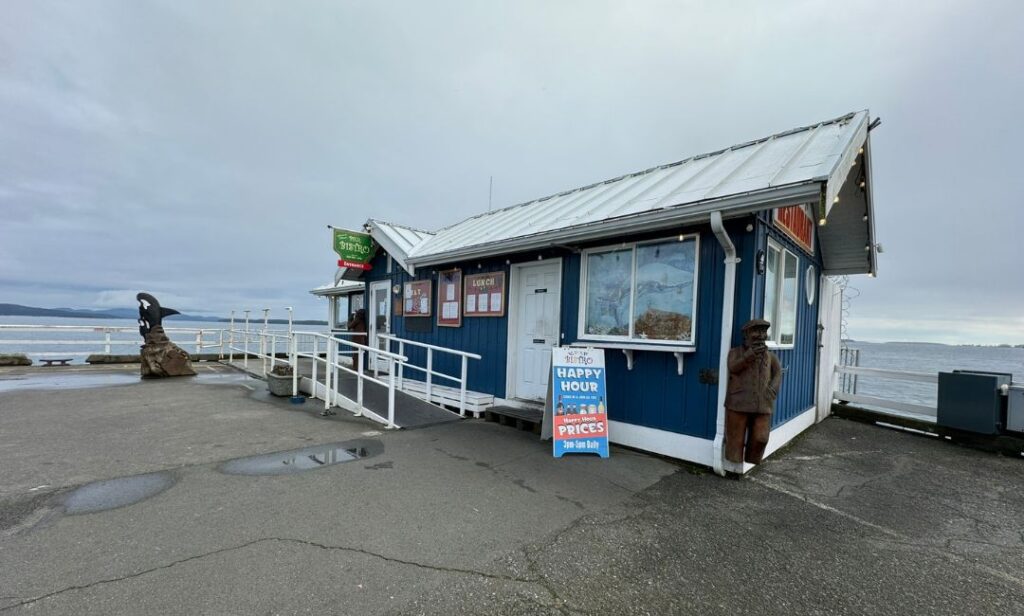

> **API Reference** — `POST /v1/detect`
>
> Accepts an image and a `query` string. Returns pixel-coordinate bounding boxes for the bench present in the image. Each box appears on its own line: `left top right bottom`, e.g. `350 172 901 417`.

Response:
39 358 73 367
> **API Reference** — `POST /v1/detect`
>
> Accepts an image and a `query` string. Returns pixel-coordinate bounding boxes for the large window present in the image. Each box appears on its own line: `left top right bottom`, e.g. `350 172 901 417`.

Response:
580 235 699 344
764 239 798 346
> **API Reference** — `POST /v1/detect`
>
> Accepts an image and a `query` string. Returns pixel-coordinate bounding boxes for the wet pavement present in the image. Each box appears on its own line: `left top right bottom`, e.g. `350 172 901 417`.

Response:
0 364 1021 615
218 440 380 475
62 472 176 515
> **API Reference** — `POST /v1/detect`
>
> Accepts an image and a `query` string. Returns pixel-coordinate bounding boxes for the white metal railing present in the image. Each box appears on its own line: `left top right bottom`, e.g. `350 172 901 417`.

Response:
378 333 481 417
0 324 226 359
290 330 407 429
833 363 1021 423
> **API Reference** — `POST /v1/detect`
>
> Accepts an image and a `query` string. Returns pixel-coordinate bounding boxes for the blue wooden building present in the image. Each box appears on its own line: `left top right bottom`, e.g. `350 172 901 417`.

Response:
329 111 879 474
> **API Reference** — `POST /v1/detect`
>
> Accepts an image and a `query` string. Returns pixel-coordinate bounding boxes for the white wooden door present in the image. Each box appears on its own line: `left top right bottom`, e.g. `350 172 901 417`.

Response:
368 281 391 370
512 262 561 401
816 276 841 421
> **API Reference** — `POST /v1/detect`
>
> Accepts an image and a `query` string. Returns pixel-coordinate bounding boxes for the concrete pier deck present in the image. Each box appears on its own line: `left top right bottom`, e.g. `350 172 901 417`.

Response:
0 363 1021 615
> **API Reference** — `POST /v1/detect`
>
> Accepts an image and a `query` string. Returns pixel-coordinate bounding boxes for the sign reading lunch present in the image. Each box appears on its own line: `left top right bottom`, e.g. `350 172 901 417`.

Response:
551 347 610 458
332 229 374 271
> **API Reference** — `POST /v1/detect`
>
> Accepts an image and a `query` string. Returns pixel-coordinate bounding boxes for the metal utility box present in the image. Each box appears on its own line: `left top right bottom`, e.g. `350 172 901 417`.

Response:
1007 385 1024 434
936 370 1012 435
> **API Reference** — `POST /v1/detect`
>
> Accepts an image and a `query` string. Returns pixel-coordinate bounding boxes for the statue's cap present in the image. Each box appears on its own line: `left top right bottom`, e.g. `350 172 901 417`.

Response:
741 318 771 332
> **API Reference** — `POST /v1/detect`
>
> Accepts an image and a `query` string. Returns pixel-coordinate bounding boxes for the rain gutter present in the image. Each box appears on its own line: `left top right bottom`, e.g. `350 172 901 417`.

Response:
709 210 738 476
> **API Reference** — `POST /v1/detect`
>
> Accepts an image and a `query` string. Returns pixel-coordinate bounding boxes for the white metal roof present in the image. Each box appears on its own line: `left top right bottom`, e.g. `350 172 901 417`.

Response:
309 279 364 297
366 220 434 275
370 110 877 275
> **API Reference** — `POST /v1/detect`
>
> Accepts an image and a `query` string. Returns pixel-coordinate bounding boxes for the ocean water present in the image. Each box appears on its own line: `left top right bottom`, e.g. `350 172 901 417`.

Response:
843 341 1024 408
0 315 293 361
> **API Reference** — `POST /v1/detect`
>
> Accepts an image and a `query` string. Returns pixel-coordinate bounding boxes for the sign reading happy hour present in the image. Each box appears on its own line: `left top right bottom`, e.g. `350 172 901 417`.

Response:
551 347 609 458
403 280 432 317
463 271 505 317
773 204 815 255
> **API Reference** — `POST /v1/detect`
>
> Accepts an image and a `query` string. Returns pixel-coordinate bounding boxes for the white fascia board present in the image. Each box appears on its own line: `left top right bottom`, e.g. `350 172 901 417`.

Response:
824 113 869 220
367 220 416 276
408 182 821 267
863 136 879 276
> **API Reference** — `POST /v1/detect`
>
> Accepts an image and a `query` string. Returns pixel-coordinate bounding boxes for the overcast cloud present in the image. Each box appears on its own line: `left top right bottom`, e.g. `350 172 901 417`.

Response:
1 1 1022 343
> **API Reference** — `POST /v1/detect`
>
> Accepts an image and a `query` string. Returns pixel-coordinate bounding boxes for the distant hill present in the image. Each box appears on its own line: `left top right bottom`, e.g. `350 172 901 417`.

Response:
0 304 325 325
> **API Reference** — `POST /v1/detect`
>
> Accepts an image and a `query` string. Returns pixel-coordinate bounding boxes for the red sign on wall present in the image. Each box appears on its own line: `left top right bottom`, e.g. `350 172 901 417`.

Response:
773 204 815 254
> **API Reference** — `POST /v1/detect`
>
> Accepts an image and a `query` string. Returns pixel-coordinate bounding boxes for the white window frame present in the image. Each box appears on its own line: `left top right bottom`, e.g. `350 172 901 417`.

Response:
577 234 700 348
764 238 798 349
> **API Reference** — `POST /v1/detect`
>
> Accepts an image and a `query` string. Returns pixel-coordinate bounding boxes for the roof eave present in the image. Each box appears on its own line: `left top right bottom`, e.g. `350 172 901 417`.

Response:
366 220 417 275
408 182 822 267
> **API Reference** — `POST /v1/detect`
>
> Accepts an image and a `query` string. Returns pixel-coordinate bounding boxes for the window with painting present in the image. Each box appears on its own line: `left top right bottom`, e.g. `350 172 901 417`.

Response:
580 235 699 344
764 239 798 346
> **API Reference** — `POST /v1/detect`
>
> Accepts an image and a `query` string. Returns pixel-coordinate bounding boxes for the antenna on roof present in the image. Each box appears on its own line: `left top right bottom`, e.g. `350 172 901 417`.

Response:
488 176 493 211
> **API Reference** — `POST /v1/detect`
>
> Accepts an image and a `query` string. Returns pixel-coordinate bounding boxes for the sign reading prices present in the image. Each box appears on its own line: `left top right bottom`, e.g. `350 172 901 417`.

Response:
551 347 610 458
333 229 374 271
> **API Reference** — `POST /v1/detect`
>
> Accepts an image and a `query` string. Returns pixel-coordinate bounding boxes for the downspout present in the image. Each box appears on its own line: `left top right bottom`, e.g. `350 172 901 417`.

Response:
710 211 739 476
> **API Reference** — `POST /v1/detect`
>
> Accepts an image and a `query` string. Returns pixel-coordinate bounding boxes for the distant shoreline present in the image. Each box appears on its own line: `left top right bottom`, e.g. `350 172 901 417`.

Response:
0 304 326 326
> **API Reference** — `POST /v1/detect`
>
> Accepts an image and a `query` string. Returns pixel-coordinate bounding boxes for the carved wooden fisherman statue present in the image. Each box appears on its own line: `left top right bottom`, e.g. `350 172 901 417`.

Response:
724 319 782 465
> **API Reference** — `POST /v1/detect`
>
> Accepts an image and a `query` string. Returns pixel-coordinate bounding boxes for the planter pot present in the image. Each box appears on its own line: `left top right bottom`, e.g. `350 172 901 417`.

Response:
266 372 295 397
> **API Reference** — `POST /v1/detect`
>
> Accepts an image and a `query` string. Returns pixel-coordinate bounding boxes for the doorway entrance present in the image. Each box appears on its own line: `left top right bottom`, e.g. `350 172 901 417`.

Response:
507 260 562 402
368 280 391 371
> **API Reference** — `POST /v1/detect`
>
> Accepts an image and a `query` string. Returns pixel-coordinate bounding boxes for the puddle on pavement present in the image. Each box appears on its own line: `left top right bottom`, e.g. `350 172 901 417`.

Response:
218 439 383 476
0 371 142 393
62 471 176 514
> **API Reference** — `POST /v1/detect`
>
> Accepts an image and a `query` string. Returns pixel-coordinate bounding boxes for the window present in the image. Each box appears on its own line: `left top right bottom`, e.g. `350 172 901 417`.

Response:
764 239 798 346
580 235 699 344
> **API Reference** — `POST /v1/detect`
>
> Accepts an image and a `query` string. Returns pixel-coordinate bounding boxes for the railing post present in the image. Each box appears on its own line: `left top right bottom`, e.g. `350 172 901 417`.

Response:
270 335 277 370
330 337 338 408
195 330 202 356
228 311 235 364
291 333 298 397
322 337 333 412
398 341 405 390
104 331 111 355
852 349 860 394
357 348 364 410
311 337 318 396
374 339 381 380
459 356 468 418
426 349 433 403
388 358 397 429
243 310 250 368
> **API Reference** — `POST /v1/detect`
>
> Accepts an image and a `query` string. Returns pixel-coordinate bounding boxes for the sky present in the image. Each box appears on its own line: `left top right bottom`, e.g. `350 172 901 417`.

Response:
1 1 1022 344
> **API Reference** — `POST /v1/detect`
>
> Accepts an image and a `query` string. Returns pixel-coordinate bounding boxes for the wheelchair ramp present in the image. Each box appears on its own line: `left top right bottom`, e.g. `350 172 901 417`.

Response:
332 373 462 429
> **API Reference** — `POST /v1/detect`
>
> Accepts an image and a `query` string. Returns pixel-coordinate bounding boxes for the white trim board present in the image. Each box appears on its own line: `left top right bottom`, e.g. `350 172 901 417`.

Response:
612 405 817 474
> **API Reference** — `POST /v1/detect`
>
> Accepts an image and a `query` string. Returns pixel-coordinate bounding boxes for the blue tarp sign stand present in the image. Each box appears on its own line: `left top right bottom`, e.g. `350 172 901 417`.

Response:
551 347 609 458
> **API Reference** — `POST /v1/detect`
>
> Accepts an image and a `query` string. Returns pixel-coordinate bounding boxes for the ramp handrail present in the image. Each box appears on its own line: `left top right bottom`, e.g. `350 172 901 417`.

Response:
378 333 481 418
292 331 407 429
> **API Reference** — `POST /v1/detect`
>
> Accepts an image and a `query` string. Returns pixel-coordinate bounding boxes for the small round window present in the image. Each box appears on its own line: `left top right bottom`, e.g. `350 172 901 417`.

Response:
805 266 816 305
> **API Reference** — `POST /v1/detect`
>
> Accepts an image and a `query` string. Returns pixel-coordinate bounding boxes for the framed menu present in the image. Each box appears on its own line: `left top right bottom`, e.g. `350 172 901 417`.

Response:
403 280 432 317
464 271 505 317
437 269 462 327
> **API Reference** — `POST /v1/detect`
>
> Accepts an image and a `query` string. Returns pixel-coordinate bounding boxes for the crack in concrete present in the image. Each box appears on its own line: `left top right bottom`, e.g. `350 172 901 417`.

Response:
0 536 541 612
750 476 1024 590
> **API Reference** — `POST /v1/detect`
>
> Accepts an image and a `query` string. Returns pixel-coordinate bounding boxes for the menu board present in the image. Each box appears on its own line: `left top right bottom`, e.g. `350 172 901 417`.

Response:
437 269 462 327
403 280 432 317
464 272 505 317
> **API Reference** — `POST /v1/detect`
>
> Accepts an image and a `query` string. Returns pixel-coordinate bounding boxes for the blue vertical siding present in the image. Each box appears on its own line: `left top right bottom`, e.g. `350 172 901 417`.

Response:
741 212 824 428
561 228 725 440
364 252 512 398
362 208 823 440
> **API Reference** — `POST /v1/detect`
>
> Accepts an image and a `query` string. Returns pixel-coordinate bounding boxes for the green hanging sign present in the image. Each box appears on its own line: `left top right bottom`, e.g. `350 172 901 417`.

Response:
333 229 374 270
